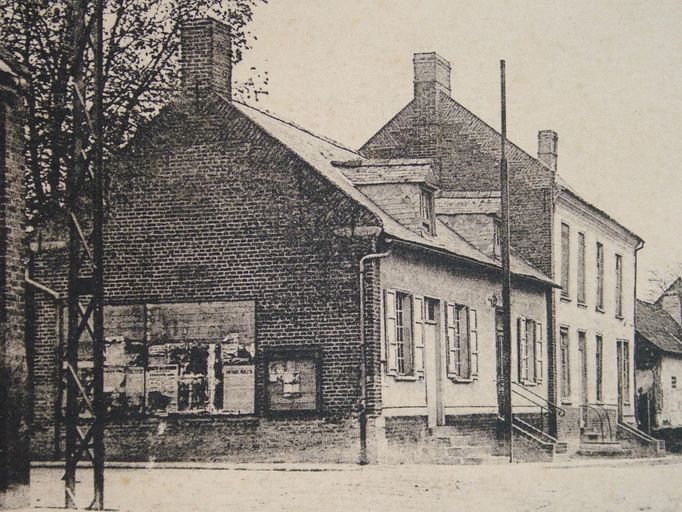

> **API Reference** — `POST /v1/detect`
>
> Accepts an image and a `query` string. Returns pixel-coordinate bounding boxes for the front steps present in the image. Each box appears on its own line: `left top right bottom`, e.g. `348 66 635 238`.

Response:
427 426 509 465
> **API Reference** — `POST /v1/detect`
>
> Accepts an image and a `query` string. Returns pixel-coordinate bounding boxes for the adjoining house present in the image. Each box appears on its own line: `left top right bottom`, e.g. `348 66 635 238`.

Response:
0 45 31 508
636 284 682 451
361 51 655 455
28 18 562 465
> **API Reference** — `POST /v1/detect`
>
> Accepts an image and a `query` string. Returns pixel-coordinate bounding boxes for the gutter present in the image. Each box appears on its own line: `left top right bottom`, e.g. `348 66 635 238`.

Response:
358 247 391 465
384 237 558 289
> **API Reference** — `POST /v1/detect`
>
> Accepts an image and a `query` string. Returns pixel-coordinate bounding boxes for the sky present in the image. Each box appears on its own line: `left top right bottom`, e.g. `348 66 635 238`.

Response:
232 0 682 300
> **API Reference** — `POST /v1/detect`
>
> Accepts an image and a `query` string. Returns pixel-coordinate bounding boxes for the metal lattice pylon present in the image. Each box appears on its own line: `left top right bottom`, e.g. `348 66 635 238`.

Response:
60 0 106 508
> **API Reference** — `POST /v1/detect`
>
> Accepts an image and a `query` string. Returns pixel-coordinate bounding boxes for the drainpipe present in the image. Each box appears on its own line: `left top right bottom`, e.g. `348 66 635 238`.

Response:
358 248 391 465
633 239 645 411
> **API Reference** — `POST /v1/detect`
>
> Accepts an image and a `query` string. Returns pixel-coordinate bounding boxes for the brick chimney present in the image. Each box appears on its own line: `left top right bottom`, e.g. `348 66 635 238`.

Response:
538 130 558 172
180 18 232 99
413 52 451 98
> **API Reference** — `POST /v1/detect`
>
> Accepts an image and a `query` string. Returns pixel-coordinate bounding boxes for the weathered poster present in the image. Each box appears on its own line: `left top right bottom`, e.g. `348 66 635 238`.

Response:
146 365 178 413
222 365 255 415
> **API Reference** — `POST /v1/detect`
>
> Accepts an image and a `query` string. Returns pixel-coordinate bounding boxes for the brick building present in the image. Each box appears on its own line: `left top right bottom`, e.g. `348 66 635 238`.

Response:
29 19 563 464
0 47 30 508
361 52 650 453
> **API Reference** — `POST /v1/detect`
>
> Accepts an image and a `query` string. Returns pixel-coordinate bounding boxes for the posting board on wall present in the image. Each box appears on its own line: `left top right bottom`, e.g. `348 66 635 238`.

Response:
223 365 255 414
267 358 318 412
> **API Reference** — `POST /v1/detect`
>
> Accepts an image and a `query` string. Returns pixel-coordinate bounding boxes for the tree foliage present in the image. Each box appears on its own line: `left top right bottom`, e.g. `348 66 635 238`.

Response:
0 0 268 224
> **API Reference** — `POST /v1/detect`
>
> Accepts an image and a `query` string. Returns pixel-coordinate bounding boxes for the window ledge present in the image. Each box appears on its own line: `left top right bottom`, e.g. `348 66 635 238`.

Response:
561 400 573 406
520 381 539 387
595 307 605 314
447 375 476 384
388 374 419 382
577 302 587 309
560 295 572 303
615 314 624 320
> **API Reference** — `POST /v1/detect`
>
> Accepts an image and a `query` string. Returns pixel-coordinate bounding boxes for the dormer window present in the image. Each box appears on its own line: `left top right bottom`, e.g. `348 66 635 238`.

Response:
420 188 435 235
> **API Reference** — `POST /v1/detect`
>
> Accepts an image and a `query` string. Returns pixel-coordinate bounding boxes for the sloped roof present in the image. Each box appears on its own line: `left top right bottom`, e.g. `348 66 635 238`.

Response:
362 92 642 244
636 300 682 355
333 159 438 188
232 100 553 286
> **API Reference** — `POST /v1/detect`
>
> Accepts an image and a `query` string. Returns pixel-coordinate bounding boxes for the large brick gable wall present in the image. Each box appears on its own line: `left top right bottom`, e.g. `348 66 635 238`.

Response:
31 96 384 461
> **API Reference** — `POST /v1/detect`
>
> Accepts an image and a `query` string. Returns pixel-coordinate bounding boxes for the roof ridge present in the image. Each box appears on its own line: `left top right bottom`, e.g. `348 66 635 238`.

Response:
439 94 549 172
230 98 359 155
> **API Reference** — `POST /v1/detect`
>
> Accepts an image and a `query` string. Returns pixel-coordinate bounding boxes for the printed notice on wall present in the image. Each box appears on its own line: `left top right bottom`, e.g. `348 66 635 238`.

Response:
146 365 178 413
222 365 255 415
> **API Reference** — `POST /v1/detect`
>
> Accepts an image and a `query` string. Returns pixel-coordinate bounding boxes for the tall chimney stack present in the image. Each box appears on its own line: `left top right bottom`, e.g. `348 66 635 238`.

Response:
180 18 232 100
413 52 451 99
538 130 558 173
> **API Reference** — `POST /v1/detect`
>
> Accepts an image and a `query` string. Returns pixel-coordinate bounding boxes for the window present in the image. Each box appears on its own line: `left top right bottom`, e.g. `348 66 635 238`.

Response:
420 188 435 235
446 303 478 380
495 309 504 381
615 254 623 318
517 317 543 384
561 223 570 298
384 290 414 376
596 242 604 310
425 298 438 323
577 232 586 304
560 327 571 400
493 218 502 258
617 340 630 404
672 376 677 389
595 334 603 402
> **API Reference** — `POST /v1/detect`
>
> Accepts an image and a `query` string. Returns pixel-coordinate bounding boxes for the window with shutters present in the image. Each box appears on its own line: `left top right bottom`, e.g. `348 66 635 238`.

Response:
446 303 478 381
595 334 603 402
561 223 570 298
560 327 571 401
384 290 415 377
517 317 543 384
615 254 623 318
596 242 604 311
577 232 586 305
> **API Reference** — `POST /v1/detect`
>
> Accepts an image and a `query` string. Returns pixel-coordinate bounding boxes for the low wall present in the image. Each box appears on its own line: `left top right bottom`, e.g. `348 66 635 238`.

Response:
33 415 362 464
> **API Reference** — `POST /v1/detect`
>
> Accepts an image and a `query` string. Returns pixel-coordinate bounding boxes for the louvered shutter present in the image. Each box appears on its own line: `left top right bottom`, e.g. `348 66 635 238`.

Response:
517 317 527 382
413 296 425 375
469 309 479 379
535 322 544 383
446 303 457 376
384 290 398 374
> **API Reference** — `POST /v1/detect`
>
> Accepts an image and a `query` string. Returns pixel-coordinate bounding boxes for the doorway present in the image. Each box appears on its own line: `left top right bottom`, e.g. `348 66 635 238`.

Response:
578 330 588 427
617 340 630 421
423 297 444 426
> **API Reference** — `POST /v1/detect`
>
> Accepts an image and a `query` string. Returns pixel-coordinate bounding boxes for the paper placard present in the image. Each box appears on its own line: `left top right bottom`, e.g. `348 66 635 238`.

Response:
222 365 255 415
146 365 178 412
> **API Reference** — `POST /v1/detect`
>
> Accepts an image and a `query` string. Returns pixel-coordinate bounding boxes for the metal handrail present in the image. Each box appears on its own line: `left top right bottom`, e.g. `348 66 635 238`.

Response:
579 404 613 442
511 388 549 433
511 382 566 417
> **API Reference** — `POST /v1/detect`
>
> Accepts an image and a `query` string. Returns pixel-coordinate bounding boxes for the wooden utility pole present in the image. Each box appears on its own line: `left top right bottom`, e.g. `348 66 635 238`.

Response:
499 60 514 463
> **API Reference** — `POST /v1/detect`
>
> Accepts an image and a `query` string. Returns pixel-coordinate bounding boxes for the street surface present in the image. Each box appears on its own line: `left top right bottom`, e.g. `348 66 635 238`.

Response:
29 459 682 512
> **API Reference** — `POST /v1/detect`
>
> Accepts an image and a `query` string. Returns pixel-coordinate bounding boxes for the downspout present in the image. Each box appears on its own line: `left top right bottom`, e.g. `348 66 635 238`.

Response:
358 248 391 465
632 239 645 419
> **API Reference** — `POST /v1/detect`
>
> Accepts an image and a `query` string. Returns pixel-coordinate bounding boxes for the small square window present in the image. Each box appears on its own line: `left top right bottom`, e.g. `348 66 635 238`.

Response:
425 298 438 322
